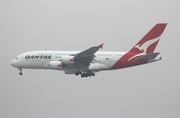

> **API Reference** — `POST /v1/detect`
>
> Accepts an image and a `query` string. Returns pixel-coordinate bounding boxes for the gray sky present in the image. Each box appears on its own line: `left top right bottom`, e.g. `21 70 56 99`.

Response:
1 0 180 118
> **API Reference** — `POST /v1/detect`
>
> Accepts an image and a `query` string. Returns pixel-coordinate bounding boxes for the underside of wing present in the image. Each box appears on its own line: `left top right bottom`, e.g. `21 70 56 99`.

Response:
73 43 104 68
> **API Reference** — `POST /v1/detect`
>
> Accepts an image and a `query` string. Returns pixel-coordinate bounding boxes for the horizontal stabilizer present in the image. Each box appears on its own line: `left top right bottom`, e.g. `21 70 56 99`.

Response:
135 52 160 61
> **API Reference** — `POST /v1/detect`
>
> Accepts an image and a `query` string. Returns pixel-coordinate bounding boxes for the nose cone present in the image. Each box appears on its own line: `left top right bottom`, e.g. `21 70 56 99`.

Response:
11 59 16 67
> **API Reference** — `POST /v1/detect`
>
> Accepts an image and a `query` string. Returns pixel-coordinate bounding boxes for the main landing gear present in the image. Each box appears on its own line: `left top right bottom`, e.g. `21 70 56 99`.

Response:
75 71 95 78
19 68 23 75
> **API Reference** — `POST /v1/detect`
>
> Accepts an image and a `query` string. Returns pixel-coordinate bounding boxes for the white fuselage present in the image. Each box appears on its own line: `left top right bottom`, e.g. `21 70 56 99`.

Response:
11 51 126 73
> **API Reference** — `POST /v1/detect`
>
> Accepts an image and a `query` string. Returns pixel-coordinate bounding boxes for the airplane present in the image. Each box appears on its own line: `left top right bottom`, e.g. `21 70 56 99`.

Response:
11 23 167 78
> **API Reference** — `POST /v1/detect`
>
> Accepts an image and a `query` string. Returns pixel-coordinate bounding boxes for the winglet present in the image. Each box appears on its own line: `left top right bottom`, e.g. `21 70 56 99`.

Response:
99 43 104 49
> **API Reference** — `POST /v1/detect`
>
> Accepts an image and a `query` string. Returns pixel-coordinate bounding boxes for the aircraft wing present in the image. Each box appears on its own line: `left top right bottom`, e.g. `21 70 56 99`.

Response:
68 43 104 70
76 43 104 56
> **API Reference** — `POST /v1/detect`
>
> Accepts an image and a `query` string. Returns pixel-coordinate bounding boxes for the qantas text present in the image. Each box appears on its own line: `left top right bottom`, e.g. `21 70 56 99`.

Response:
25 55 51 59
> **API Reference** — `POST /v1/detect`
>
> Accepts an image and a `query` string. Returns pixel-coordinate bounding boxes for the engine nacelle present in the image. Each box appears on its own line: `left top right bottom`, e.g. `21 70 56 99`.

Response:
50 61 63 70
89 63 109 71
61 56 75 65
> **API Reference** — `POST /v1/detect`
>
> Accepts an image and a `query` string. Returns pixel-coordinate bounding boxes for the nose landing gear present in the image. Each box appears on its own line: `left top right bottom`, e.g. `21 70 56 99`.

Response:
19 68 23 75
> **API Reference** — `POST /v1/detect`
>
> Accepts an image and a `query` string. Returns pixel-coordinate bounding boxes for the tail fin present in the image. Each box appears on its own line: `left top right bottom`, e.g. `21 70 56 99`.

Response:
129 23 167 54
112 23 167 69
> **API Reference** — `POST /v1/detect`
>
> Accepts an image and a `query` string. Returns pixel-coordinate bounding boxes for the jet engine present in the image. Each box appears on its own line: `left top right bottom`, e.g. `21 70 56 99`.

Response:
50 61 63 70
61 56 75 64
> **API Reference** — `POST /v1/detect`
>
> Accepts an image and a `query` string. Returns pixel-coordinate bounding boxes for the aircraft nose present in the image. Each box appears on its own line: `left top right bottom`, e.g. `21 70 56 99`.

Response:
11 59 16 67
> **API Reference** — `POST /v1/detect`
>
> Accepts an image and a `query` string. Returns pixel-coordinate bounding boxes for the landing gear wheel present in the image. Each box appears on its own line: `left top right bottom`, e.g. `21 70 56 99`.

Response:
19 72 23 75
80 71 96 78
81 74 84 78
91 73 95 76
75 70 82 76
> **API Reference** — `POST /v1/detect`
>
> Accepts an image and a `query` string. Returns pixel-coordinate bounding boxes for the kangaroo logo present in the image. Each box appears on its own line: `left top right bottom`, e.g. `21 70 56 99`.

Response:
128 36 160 61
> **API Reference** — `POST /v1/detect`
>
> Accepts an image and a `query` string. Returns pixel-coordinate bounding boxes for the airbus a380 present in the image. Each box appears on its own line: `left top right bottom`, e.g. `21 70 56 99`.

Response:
11 23 167 78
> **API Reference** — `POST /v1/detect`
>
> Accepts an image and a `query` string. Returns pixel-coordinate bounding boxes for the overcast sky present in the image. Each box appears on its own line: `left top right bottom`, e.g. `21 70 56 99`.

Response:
1 0 180 118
